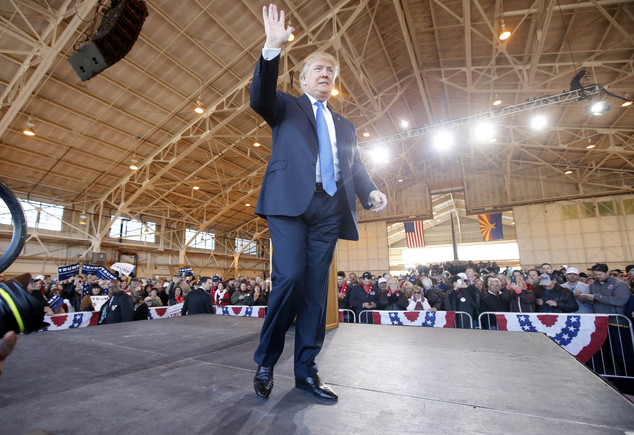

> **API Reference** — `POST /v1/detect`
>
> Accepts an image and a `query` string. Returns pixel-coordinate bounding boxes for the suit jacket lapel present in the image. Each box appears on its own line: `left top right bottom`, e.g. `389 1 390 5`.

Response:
298 94 317 130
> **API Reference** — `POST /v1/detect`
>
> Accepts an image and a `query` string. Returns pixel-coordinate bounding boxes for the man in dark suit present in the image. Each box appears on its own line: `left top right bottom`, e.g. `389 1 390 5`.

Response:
251 4 387 401
181 276 214 316
98 281 133 324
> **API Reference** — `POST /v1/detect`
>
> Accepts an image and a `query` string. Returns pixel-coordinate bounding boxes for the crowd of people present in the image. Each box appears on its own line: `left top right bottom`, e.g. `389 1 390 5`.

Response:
12 261 634 328
337 262 634 327
18 272 273 324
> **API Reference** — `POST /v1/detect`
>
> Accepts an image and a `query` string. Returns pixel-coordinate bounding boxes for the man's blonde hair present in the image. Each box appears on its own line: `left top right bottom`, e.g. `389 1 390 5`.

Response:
300 52 339 86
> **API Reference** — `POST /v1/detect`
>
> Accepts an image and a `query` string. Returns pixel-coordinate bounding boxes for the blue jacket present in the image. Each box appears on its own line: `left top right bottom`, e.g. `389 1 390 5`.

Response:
250 55 376 241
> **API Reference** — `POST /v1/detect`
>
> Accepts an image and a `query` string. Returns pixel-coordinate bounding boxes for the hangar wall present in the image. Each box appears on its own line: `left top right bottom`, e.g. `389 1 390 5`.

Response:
514 194 634 271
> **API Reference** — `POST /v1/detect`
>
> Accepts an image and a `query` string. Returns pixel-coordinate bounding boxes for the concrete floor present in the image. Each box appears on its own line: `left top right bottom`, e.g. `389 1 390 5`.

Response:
1 315 633 434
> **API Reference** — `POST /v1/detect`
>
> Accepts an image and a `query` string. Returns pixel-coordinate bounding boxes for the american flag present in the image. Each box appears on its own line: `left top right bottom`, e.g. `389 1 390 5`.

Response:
404 221 425 248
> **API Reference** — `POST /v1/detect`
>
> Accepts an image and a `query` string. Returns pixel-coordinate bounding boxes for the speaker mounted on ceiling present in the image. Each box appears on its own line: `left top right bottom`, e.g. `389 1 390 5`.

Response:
68 0 148 81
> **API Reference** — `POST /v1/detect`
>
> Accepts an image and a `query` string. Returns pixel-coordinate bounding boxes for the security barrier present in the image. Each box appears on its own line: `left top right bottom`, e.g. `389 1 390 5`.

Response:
478 312 634 379
358 310 473 328
338 309 356 323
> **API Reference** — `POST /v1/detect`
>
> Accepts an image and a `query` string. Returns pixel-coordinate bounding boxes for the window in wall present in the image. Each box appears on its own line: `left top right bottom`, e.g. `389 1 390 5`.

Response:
109 216 156 243
185 229 215 250
581 202 596 218
0 200 64 231
597 200 617 216
562 204 579 220
623 199 634 215
235 237 257 255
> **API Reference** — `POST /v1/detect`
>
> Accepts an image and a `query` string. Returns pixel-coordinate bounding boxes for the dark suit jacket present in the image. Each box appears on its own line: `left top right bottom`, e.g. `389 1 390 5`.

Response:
99 292 133 324
181 288 214 315
250 55 377 241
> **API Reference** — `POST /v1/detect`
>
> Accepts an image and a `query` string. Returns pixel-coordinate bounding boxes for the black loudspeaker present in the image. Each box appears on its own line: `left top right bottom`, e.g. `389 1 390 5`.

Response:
91 252 107 265
68 0 148 81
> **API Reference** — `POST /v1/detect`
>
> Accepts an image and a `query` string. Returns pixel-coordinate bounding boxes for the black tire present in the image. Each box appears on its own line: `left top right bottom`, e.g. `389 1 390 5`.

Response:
0 181 27 273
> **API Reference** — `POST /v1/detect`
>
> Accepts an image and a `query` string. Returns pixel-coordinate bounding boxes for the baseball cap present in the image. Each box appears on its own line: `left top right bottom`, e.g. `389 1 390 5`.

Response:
457 273 468 280
539 273 554 285
362 272 372 280
35 275 45 281
378 277 387 284
565 267 579 275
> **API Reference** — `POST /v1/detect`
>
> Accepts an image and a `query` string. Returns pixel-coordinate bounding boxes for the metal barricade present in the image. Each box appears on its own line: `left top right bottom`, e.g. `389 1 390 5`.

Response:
587 314 634 379
338 309 356 324
478 312 634 380
357 310 473 328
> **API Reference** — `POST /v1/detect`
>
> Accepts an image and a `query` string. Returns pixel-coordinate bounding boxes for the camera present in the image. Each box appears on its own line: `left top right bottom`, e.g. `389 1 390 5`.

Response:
0 274 48 336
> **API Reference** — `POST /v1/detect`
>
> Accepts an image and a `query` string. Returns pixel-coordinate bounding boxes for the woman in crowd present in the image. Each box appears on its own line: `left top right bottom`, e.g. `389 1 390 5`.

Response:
253 283 268 306
214 281 230 306
407 285 433 311
81 285 102 311
386 277 408 310
133 295 149 321
169 286 185 305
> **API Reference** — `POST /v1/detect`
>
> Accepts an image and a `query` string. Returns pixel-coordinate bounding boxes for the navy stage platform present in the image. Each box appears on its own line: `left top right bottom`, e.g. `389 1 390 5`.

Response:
1 314 633 434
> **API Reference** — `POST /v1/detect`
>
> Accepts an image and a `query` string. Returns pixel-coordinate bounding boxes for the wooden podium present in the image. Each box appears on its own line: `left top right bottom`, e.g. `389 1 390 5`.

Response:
325 247 339 330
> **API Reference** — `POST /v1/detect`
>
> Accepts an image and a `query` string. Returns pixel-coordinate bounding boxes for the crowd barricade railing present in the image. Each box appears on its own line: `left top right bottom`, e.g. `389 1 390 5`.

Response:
478 311 634 379
214 305 267 318
357 310 473 328
338 309 356 324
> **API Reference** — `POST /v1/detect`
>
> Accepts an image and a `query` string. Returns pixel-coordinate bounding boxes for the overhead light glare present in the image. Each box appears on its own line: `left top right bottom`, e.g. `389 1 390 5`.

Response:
287 33 295 42
362 132 370 137
588 101 610 115
400 120 409 129
398 178 403 183
564 169 573 175
129 157 138 170
473 122 495 142
254 141 261 147
492 98 502 106
433 131 454 150
79 214 87 225
621 100 633 107
531 114 548 130
245 203 251 207
193 185 200 190
331 88 339 96
586 143 596 149
371 147 389 163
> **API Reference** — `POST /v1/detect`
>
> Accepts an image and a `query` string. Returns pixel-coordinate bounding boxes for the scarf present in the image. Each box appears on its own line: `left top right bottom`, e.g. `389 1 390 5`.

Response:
338 281 348 296
215 289 227 304
362 282 373 294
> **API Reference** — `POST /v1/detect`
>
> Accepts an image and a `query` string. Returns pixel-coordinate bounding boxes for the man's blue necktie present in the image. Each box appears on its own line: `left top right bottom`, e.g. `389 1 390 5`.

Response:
315 101 337 196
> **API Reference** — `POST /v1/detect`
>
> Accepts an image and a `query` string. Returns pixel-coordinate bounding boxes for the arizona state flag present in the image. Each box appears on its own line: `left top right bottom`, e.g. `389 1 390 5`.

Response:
478 213 503 241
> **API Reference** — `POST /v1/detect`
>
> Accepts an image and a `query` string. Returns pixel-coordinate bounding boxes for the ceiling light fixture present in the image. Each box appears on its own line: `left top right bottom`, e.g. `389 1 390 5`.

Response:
129 156 139 170
79 214 87 225
531 114 548 130
586 139 595 149
400 120 409 129
398 178 403 183
22 119 35 136
245 203 251 207
362 132 370 137
564 168 573 175
331 88 339 96
587 101 610 116
492 95 502 106
192 185 200 190
473 122 495 142
433 131 454 150
194 99 205 114
287 33 295 42
254 141 261 147
622 100 633 107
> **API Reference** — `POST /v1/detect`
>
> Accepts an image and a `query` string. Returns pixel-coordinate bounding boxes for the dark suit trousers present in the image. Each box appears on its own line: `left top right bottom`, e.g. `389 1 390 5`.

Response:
254 187 345 378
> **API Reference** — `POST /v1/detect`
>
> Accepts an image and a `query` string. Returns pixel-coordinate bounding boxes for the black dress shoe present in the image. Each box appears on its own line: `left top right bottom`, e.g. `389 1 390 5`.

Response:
295 374 338 400
254 365 274 398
